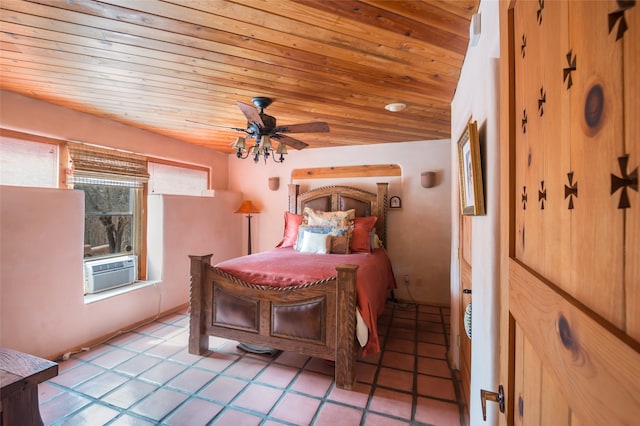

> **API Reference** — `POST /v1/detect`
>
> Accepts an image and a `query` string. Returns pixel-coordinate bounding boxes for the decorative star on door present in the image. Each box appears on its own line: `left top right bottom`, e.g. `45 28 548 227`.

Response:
608 0 635 41
538 87 546 116
611 154 638 209
538 181 547 210
563 50 577 90
564 172 578 210
537 0 545 25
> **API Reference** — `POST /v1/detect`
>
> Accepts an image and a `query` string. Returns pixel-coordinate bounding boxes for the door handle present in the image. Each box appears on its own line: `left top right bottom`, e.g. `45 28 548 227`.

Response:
480 385 504 421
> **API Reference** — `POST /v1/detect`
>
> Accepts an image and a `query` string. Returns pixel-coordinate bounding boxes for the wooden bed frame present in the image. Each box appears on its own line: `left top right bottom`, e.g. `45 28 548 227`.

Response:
189 183 388 389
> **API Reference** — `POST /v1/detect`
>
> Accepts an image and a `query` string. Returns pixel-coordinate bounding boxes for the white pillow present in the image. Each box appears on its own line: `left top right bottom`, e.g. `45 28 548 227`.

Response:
297 230 331 254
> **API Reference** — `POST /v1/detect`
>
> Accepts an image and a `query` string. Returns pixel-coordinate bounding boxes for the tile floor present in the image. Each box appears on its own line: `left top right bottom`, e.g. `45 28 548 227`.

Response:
39 302 464 425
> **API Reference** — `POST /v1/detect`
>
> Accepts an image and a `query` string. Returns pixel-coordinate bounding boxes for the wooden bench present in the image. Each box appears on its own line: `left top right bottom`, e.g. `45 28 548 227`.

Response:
1 347 58 426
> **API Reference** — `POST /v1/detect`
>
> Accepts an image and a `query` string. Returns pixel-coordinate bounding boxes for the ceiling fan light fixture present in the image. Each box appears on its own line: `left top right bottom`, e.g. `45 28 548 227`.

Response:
232 136 246 151
261 135 272 150
385 102 407 112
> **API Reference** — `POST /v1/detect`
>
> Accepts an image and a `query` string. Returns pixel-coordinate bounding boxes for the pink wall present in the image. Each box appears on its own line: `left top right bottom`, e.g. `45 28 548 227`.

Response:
0 91 240 359
228 140 453 305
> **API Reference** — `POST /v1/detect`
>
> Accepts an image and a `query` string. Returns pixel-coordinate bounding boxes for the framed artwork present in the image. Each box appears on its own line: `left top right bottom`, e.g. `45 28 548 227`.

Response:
389 196 402 209
457 120 485 215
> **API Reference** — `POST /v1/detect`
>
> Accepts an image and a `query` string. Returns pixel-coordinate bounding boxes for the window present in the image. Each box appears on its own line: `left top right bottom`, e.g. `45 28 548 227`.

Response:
0 136 58 187
148 161 208 196
68 143 149 280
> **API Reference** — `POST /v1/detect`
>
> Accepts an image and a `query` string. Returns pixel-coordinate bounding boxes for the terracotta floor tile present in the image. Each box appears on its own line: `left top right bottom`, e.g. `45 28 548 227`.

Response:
224 356 269 380
384 337 415 354
109 414 156 425
291 370 334 398
101 379 158 409
381 351 415 371
194 351 239 372
232 383 283 414
57 402 119 425
164 397 223 426
417 357 452 379
113 353 162 377
138 360 188 385
418 312 442 323
376 367 414 393
355 361 378 384
255 363 299 388
391 317 416 330
198 376 248 404
414 396 461 425
167 367 215 393
270 392 321 425
48 363 103 388
417 342 447 359
122 334 164 353
305 357 336 376
363 412 412 425
212 408 263 426
74 371 129 398
90 347 137 369
38 381 64 403
327 382 371 408
274 350 310 368
416 374 456 401
315 401 363 425
393 307 417 319
418 330 447 345
418 305 442 314
39 392 91 424
130 387 188 421
40 304 461 426
368 387 413 421
168 347 204 365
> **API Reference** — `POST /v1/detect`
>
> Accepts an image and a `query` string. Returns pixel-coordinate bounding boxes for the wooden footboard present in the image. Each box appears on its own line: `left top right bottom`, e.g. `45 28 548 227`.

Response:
188 254 359 390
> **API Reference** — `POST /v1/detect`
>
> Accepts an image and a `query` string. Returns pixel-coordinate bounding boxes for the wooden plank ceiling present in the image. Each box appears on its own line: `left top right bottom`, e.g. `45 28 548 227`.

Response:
0 0 478 154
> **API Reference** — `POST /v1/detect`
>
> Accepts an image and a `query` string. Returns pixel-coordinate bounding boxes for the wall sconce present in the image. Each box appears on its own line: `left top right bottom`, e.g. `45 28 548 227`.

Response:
421 171 436 188
268 177 280 191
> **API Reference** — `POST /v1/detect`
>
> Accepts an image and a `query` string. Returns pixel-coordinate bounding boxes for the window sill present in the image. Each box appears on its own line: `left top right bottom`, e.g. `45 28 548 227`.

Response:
83 280 160 304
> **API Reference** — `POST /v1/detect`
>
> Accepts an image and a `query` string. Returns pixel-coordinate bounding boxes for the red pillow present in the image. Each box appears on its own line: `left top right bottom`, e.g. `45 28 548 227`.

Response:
276 212 303 248
350 216 378 253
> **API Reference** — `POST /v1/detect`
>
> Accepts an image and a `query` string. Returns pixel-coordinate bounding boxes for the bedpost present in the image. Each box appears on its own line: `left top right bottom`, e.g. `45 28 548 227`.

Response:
188 254 212 355
288 184 299 213
335 263 359 390
376 182 389 247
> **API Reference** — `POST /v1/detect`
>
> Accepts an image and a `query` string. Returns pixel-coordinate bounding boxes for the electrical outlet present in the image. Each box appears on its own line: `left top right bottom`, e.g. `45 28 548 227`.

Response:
403 275 410 286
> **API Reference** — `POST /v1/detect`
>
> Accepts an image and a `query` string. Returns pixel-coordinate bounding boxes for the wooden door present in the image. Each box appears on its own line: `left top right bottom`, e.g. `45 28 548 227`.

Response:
497 1 640 425
459 214 472 424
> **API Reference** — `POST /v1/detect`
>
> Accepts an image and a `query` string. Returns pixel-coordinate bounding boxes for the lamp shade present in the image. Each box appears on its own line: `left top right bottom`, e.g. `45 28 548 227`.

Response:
235 200 260 214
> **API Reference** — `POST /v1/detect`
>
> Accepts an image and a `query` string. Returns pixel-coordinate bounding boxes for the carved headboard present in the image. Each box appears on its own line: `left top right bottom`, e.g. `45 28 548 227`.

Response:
288 183 389 247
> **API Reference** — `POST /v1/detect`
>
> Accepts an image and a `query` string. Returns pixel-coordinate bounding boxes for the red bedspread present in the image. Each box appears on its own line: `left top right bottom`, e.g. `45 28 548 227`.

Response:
214 247 396 355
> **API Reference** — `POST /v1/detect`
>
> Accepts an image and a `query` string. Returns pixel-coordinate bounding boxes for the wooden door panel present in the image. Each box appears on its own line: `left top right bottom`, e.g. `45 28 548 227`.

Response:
568 0 625 328
509 259 640 425
624 4 639 342
459 259 472 422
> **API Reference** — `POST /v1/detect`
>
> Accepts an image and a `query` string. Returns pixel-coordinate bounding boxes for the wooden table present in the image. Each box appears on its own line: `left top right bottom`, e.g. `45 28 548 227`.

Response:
0 347 58 426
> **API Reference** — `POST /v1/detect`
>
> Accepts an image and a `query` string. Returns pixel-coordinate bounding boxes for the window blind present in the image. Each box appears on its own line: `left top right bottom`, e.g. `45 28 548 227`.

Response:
148 162 208 196
68 143 149 187
0 137 58 188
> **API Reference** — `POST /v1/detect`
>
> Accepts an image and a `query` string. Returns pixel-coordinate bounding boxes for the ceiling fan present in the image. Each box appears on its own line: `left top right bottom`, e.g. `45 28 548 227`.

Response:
231 97 330 163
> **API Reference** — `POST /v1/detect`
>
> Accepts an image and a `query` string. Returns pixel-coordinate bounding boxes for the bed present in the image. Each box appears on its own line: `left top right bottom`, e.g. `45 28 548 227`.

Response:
188 183 395 389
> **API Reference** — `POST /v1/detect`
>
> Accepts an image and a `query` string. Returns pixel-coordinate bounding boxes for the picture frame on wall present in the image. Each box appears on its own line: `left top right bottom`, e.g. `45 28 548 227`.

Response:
389 196 402 209
457 119 485 215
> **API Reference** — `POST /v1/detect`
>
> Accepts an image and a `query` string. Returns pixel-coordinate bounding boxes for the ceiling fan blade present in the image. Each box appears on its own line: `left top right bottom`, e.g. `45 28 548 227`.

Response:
274 122 329 134
274 134 309 150
237 101 264 127
186 119 245 132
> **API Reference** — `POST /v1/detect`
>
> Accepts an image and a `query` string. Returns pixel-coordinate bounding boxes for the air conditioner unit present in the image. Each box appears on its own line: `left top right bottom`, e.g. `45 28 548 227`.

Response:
84 255 137 294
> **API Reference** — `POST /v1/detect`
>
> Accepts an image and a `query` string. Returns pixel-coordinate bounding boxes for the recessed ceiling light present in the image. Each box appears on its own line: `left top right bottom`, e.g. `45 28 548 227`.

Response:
385 102 406 112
